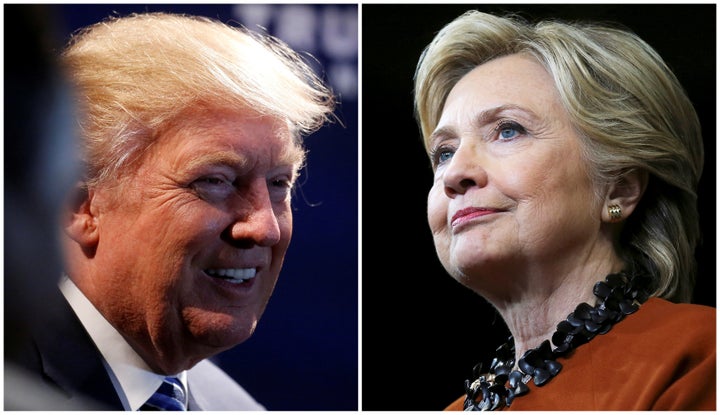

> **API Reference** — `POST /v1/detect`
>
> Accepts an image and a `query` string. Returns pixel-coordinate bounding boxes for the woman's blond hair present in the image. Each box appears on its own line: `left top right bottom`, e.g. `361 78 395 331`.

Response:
414 11 703 302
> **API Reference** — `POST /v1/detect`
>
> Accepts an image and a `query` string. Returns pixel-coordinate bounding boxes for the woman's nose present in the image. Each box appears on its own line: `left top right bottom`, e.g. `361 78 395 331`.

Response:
442 143 488 198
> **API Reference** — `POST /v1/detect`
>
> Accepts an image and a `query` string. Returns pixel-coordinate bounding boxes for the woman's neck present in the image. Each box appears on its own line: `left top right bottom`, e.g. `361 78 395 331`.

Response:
484 257 626 364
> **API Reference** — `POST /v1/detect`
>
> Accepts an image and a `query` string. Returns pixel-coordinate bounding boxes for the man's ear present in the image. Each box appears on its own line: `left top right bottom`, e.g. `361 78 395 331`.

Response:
63 182 100 248
602 169 649 223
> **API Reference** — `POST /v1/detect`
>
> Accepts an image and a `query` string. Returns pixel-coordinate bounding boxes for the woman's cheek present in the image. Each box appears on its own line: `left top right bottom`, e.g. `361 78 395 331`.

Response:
427 185 448 236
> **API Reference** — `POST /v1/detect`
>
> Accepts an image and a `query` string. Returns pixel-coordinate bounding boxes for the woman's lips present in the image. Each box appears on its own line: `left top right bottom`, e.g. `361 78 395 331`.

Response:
451 207 499 227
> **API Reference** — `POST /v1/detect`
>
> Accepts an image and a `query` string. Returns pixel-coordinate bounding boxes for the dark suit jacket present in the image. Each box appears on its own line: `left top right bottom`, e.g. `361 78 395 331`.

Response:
6 288 264 410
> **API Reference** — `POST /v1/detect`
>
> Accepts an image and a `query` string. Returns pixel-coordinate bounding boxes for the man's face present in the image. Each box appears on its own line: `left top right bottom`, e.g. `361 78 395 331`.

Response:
85 108 303 372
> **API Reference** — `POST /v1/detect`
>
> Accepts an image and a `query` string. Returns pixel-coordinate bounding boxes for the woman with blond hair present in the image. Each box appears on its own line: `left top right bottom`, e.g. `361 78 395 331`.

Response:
413 9 714 410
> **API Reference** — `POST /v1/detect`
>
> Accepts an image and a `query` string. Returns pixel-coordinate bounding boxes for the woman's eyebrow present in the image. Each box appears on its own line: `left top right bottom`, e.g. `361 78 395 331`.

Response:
429 104 539 144
470 104 539 128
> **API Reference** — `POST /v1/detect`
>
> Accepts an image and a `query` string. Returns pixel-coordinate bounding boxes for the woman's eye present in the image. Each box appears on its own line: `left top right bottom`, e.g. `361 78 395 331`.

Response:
431 146 455 167
496 121 526 141
438 149 454 164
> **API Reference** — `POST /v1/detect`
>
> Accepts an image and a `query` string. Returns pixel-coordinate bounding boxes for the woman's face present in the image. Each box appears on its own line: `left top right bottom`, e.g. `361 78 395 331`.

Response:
426 53 603 290
87 108 303 371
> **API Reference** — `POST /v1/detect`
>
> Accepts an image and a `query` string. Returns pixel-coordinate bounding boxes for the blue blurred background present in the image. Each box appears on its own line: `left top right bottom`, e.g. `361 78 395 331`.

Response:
51 4 358 411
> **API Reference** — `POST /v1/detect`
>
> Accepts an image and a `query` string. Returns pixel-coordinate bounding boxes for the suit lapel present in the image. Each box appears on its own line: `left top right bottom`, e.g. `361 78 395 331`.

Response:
34 291 123 410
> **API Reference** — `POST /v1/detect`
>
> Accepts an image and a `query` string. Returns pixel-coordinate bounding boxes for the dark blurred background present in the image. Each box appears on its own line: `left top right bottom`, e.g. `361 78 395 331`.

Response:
361 4 716 411
5 3 358 411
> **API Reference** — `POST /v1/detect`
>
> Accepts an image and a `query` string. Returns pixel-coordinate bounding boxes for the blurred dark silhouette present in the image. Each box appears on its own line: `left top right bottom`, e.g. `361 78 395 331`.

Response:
3 4 105 409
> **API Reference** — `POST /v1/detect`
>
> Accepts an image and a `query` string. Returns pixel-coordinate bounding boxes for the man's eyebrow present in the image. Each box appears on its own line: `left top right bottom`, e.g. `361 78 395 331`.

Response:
180 145 306 174
182 151 247 172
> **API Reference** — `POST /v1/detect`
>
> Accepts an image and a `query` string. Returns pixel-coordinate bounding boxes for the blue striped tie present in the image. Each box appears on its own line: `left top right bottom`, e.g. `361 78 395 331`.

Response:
140 376 187 411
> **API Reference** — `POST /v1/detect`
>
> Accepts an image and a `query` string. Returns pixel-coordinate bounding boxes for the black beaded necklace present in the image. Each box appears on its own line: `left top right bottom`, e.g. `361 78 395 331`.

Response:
463 271 651 411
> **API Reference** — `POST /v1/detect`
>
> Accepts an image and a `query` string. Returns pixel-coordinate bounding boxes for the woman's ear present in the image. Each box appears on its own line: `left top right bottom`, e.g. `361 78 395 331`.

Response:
63 182 100 248
602 169 649 223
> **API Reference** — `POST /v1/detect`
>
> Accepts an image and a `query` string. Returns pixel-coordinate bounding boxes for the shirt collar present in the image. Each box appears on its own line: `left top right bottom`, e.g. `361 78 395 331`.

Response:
60 276 188 410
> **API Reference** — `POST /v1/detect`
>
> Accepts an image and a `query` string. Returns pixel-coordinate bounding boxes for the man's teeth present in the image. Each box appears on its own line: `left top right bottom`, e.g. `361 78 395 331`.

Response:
205 268 256 283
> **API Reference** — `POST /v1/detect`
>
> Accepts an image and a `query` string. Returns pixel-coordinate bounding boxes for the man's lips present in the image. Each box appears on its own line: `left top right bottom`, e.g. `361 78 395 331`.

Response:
451 207 500 227
204 267 258 284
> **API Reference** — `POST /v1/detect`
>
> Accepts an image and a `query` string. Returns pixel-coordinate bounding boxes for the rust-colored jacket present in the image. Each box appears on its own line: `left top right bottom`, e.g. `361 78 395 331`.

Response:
446 298 716 410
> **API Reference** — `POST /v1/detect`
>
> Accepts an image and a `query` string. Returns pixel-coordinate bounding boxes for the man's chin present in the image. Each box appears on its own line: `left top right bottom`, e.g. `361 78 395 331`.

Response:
184 308 259 349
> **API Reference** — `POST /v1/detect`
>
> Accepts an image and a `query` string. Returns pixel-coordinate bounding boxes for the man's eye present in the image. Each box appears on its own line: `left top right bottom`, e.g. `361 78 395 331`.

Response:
201 177 229 186
191 176 235 200
272 178 292 189
268 176 295 201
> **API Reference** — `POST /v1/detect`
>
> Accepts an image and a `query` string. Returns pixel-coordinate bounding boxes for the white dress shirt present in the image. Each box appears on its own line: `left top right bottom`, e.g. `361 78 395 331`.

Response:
59 276 187 411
